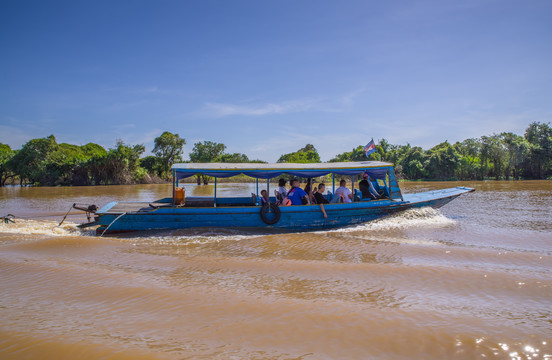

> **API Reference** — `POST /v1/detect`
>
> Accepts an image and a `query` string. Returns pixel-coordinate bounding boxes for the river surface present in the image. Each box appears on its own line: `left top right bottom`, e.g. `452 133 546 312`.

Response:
0 181 550 359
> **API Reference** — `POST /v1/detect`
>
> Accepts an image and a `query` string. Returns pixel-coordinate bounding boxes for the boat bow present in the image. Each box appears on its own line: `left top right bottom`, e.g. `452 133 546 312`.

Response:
402 186 475 208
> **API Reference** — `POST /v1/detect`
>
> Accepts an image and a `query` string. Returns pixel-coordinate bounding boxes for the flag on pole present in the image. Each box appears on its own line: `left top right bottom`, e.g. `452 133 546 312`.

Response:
364 138 376 157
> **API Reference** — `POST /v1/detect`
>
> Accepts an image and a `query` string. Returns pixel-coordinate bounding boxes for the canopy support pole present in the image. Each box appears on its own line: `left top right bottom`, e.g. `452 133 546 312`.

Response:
332 173 335 194
308 178 313 202
351 175 355 201
214 177 217 207
266 178 270 199
256 178 259 196
172 170 176 206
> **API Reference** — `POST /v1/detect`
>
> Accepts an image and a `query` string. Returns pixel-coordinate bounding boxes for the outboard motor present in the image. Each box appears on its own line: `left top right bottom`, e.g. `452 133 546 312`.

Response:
59 203 98 226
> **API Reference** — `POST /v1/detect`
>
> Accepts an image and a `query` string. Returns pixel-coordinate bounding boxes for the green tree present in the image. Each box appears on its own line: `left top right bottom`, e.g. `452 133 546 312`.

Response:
70 143 107 186
218 153 250 163
5 137 109 186
399 145 426 179
480 135 508 179
455 155 481 180
423 141 460 179
0 143 14 186
36 142 109 186
524 122 552 178
453 138 482 180
189 141 226 163
277 144 320 163
88 140 145 185
8 135 58 185
189 141 227 184
44 143 84 185
499 132 530 179
81 143 107 158
379 140 401 165
140 156 162 176
379 138 392 155
153 131 186 178
329 145 368 162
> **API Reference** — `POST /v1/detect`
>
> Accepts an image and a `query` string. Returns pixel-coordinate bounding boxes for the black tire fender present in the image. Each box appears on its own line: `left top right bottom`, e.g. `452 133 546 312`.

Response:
260 202 281 225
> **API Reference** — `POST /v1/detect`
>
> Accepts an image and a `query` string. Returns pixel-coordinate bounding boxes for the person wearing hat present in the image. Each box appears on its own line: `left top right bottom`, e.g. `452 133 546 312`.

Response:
359 172 380 200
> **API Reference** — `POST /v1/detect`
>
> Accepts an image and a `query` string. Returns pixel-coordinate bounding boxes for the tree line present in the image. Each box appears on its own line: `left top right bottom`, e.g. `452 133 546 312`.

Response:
0 132 264 186
0 122 550 187
331 122 552 180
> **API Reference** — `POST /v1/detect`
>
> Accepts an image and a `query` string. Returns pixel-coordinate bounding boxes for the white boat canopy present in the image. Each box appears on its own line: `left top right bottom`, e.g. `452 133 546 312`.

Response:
171 161 394 180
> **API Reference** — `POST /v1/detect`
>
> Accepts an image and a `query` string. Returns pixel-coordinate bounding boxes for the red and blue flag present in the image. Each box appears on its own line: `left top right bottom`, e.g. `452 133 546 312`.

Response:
364 138 376 157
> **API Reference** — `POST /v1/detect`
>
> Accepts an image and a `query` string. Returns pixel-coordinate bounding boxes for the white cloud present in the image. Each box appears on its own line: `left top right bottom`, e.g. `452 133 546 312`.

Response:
198 90 365 118
143 86 160 93
202 99 318 117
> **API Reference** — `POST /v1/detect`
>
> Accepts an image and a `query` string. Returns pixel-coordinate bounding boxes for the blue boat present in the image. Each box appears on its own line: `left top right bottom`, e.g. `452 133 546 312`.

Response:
80 161 474 235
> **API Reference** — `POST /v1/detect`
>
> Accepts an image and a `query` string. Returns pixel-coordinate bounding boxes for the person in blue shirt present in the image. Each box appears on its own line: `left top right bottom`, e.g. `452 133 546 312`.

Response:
286 179 310 205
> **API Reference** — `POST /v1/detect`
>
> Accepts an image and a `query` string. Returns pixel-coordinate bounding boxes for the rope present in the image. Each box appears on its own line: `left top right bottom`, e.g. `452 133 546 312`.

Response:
99 213 126 237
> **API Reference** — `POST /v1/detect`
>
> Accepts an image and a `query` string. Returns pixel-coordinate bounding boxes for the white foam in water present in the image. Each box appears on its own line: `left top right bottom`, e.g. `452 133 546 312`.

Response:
0 219 83 237
326 207 457 234
125 229 266 247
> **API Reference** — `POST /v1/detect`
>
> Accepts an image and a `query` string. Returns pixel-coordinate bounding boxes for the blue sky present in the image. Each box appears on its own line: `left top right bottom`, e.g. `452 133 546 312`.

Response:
1 0 551 162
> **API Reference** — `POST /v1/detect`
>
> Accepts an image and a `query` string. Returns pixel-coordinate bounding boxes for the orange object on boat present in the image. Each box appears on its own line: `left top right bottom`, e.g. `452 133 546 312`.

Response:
175 187 185 205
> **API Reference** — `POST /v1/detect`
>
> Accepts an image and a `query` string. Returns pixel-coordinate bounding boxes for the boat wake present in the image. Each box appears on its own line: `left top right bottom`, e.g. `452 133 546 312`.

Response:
327 207 457 234
0 219 85 237
119 228 269 247
3 219 268 245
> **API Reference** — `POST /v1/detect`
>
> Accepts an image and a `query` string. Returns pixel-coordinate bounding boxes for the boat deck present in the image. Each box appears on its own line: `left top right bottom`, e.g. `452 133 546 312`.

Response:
105 202 159 214
402 187 474 203
102 196 258 214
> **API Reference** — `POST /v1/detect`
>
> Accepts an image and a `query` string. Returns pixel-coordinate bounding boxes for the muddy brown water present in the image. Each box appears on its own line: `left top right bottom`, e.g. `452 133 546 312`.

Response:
0 181 550 359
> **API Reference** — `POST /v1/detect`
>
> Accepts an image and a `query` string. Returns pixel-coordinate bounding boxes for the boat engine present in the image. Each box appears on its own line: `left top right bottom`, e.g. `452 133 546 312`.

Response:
59 203 98 226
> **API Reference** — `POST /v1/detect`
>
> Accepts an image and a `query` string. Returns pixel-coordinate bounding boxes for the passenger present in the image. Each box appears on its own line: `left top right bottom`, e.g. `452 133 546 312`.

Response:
286 179 310 205
359 172 380 200
304 178 312 193
260 189 269 204
304 178 314 202
314 183 328 219
311 186 318 203
335 179 353 203
275 178 287 203
313 183 329 204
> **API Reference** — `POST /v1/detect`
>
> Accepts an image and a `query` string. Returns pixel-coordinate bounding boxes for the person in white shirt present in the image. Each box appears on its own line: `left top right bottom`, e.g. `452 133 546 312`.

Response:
334 179 353 203
275 178 288 203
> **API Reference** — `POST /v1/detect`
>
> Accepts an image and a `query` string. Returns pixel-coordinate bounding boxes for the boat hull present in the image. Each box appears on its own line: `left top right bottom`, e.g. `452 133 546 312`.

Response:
92 187 474 235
